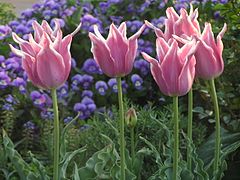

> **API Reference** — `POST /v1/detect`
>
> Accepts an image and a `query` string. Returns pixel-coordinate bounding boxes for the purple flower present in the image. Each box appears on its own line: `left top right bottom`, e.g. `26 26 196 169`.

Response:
63 116 73 124
41 110 54 120
82 58 102 74
82 90 93 98
82 2 94 13
57 83 68 98
4 56 22 72
2 103 14 111
134 59 150 76
15 24 30 35
12 77 27 94
23 121 36 130
71 74 82 90
108 78 128 93
81 14 102 32
131 74 143 90
99 2 110 13
81 75 94 89
95 81 108 95
61 6 76 17
50 18 65 28
74 103 87 119
220 0 228 4
110 16 123 25
42 10 54 20
151 17 166 29
108 78 118 93
5 94 17 104
21 9 34 18
127 20 144 33
0 25 11 40
81 97 96 117
30 91 51 109
0 71 11 89
71 58 77 68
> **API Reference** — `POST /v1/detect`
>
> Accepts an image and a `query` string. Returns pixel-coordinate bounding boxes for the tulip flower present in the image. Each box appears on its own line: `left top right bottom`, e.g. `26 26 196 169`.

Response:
89 22 145 180
10 19 81 180
142 38 197 97
88 22 146 77
10 19 81 89
145 5 200 41
194 23 227 79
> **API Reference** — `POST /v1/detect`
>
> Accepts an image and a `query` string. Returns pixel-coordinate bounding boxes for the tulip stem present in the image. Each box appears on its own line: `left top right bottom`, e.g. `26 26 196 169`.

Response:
117 77 125 180
51 89 60 180
187 88 193 171
209 79 221 174
173 96 179 180
130 127 135 164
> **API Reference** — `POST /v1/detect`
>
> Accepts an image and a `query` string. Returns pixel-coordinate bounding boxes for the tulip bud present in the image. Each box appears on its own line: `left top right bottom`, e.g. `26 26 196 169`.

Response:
125 108 137 128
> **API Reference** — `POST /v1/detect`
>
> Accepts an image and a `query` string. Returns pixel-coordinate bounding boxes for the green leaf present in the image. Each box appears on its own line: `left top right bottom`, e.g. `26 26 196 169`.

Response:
60 146 86 179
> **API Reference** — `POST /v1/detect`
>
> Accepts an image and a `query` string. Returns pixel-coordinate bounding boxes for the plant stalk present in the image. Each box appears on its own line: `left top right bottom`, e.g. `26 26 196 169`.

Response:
117 77 126 180
130 127 135 164
173 96 179 180
209 79 221 173
51 89 60 180
187 88 193 171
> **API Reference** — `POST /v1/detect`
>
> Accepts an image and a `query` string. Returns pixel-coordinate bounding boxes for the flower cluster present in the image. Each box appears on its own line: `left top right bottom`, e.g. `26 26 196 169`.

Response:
0 0 228 125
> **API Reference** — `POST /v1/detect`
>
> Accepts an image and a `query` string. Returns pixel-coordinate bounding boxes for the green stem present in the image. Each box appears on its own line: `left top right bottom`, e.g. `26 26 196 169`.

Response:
51 89 60 180
173 96 179 180
209 79 221 173
187 88 193 171
130 127 135 164
117 77 125 180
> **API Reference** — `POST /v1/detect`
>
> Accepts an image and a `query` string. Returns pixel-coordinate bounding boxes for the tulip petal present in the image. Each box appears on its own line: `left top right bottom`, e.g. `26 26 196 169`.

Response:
161 40 182 95
93 25 106 42
107 23 128 75
145 20 164 38
89 32 115 77
178 39 196 64
195 39 220 79
60 34 72 81
41 20 53 37
9 44 25 57
32 21 43 43
52 19 61 37
178 55 196 96
156 37 169 63
142 52 169 95
124 24 146 74
201 23 217 51
118 22 127 38
174 9 199 37
36 46 66 88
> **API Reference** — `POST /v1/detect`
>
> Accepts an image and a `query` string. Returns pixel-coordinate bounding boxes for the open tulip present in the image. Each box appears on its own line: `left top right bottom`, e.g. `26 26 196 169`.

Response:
142 38 197 97
89 22 145 77
10 19 81 89
194 23 227 79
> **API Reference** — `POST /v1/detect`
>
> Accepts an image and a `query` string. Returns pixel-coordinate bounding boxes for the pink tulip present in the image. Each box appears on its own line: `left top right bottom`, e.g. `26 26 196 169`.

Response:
194 23 227 79
89 22 146 77
145 5 200 40
142 38 197 97
10 19 81 89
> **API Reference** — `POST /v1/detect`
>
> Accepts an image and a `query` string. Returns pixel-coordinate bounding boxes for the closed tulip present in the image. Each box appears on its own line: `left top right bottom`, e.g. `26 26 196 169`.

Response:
142 38 197 97
195 23 227 79
10 19 81 89
89 22 145 77
145 5 200 40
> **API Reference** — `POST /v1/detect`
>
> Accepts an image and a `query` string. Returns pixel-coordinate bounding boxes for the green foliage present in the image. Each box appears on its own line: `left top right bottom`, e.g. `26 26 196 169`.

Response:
0 3 16 25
